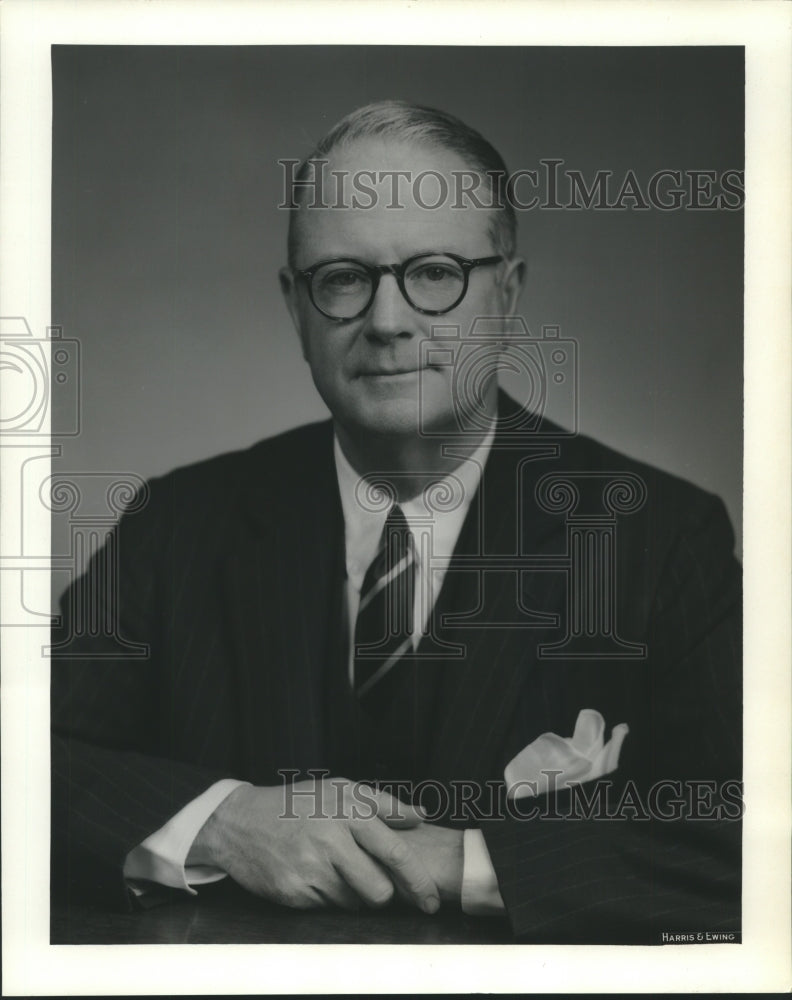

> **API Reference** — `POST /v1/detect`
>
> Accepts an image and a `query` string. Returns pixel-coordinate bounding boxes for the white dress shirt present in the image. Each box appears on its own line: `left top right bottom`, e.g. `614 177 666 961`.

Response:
124 427 505 915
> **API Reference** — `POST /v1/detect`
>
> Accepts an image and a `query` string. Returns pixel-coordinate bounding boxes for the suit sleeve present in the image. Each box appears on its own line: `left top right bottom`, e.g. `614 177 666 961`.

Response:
50 481 231 908
480 493 742 944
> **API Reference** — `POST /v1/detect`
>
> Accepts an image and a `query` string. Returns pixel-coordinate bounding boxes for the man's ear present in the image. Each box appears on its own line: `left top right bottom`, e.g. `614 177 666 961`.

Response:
279 267 309 360
500 256 526 314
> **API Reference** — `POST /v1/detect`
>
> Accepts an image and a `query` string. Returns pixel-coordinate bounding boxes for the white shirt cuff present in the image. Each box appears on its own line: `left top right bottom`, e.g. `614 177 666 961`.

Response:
461 828 506 916
123 778 248 895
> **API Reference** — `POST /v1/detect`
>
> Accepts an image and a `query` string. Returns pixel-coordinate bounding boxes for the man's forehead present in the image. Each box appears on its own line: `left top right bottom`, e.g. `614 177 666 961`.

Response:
292 137 495 259
324 135 468 175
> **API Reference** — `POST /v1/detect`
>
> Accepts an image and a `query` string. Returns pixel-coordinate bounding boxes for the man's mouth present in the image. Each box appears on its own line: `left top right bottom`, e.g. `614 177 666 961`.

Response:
358 367 423 378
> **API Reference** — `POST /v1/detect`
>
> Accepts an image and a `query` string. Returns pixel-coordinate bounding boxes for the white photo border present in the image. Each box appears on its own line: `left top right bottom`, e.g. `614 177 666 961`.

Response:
1 0 790 994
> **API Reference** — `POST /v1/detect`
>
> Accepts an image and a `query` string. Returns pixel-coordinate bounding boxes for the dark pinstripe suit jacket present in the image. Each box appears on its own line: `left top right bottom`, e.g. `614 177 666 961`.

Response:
51 393 742 943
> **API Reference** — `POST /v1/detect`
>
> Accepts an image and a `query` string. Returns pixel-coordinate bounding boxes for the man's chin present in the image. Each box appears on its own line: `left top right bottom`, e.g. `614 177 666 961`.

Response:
343 397 458 439
353 403 425 437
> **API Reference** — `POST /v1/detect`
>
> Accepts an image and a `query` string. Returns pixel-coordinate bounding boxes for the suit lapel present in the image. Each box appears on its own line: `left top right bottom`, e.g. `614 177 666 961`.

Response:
427 402 569 785
222 424 344 783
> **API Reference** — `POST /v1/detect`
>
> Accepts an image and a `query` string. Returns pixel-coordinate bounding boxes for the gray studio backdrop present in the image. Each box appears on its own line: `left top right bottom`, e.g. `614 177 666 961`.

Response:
51 46 744 593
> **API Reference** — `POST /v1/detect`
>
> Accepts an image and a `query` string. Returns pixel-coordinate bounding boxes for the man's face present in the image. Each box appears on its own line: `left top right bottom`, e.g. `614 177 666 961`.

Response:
281 138 524 441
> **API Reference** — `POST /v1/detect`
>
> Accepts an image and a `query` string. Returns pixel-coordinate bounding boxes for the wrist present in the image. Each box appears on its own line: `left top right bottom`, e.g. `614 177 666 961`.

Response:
187 783 253 869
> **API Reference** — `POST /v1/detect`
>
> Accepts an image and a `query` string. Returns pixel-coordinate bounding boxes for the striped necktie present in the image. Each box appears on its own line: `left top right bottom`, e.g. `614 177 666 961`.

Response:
353 504 416 706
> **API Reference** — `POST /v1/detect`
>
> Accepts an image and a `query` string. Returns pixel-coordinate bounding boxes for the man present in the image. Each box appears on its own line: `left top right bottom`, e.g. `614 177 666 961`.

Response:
51 101 742 942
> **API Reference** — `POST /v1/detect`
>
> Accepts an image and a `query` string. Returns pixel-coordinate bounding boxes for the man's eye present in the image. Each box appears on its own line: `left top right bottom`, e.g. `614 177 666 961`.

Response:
324 270 365 288
412 264 457 283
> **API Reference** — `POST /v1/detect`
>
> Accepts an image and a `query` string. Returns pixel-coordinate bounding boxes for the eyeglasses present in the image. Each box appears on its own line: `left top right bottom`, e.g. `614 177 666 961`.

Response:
294 251 503 321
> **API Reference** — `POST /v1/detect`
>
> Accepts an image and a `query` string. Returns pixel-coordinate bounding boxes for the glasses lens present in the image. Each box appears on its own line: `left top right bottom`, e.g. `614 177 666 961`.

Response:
404 255 465 312
311 261 372 318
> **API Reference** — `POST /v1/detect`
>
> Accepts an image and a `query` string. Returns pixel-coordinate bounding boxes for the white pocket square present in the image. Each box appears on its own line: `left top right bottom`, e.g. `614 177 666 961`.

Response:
504 709 629 800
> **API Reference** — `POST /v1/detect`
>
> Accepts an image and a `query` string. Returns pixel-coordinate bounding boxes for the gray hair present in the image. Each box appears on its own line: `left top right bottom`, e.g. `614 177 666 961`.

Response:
286 99 517 267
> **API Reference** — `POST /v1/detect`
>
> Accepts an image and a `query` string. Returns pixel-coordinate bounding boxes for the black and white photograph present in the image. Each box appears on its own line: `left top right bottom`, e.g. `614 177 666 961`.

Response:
1 1 789 995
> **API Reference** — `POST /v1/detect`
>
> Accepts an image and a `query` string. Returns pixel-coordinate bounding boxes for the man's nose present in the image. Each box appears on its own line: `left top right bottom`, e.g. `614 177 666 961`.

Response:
364 272 416 341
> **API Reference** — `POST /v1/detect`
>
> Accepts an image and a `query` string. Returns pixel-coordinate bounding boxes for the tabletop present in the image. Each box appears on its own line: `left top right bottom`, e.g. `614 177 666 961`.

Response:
51 880 512 945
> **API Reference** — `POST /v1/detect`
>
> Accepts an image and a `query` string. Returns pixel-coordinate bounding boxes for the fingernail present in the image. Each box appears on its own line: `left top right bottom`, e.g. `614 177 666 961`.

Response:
423 896 440 914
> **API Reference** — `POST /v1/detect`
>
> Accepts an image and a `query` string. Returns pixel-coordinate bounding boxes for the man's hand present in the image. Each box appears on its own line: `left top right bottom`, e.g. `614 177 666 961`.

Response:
394 823 464 905
187 777 440 913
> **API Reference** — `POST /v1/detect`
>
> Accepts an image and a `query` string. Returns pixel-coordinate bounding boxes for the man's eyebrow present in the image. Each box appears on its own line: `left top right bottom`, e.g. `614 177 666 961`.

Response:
303 248 474 266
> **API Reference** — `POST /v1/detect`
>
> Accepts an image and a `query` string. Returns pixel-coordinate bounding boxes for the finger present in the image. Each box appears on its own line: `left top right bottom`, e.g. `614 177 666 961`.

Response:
332 841 396 909
353 784 426 828
314 874 365 911
278 882 328 910
351 818 440 914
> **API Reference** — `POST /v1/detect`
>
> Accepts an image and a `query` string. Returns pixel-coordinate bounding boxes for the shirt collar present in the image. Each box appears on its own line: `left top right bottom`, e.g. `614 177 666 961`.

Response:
333 422 496 590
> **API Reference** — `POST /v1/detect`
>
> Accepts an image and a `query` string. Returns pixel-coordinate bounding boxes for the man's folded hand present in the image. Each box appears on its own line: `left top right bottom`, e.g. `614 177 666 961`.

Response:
393 823 464 905
187 777 441 913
